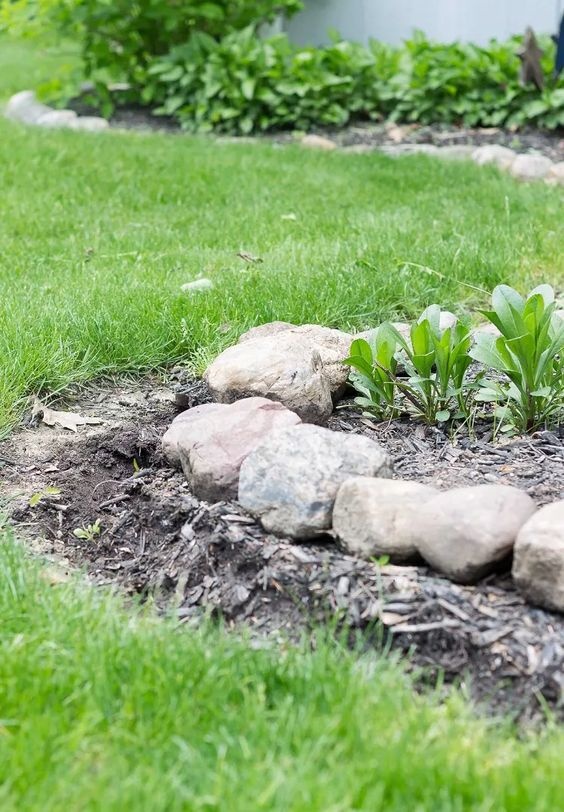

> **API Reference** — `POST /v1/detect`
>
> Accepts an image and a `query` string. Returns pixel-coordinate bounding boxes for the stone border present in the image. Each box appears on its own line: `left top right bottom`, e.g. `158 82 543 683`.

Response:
4 90 109 132
300 134 564 186
163 320 564 615
4 89 564 186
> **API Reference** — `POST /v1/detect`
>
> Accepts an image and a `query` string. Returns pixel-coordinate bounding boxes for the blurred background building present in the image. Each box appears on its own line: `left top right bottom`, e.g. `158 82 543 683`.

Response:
277 0 564 45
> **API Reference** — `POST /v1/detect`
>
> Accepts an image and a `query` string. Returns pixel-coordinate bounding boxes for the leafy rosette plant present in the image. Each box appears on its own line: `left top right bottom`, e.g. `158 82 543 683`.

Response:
345 306 473 424
471 284 564 432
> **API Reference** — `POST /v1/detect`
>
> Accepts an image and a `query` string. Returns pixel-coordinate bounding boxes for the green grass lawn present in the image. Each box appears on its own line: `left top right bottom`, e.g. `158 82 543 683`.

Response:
0 38 563 810
1 41 563 433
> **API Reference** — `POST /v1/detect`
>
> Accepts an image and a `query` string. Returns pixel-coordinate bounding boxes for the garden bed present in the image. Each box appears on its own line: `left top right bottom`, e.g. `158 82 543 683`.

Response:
1 375 562 723
70 94 564 162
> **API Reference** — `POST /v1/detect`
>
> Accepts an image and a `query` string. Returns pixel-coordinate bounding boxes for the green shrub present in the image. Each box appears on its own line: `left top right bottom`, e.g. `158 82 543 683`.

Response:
0 0 302 85
146 27 380 133
145 30 564 133
2 2 564 132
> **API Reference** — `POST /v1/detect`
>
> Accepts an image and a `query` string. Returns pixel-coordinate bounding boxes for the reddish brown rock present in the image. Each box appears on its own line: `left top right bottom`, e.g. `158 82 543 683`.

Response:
162 397 301 502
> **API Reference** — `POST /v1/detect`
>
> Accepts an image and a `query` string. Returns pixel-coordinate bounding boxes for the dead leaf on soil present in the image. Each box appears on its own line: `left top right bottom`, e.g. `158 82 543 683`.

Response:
32 398 103 433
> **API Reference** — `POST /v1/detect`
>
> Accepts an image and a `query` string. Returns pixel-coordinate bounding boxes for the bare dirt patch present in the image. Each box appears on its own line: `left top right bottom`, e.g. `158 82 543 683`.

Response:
1 375 563 723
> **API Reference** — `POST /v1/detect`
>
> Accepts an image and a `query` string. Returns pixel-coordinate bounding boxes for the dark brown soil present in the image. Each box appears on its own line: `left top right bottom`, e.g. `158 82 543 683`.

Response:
1 376 563 723
68 94 564 161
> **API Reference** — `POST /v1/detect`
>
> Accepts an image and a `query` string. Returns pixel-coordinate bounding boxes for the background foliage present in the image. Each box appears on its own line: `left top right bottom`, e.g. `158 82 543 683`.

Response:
2 1 564 132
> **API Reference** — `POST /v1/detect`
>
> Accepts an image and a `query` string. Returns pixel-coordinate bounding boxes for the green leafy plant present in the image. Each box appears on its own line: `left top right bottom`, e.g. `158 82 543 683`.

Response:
73 519 101 541
344 324 400 420
471 284 564 432
345 306 473 425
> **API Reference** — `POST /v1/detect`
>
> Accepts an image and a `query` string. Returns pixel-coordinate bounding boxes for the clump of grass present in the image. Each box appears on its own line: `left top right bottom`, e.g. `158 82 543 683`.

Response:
0 533 562 810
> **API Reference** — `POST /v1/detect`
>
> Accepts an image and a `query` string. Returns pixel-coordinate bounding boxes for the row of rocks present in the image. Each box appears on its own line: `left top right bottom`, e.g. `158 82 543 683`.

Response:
5 91 108 132
162 394 564 612
5 90 563 188
301 133 564 186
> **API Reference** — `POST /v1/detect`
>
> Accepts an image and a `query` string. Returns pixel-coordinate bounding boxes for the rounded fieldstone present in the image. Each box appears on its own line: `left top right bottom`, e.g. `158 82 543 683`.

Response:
413 484 536 584
513 501 564 613
238 424 392 539
471 145 516 170
162 397 301 502
204 324 352 424
510 154 553 182
546 162 564 186
301 134 337 151
333 477 437 562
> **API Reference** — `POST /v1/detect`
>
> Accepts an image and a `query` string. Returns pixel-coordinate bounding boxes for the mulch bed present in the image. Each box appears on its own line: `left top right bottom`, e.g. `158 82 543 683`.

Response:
1 375 563 723
68 95 564 162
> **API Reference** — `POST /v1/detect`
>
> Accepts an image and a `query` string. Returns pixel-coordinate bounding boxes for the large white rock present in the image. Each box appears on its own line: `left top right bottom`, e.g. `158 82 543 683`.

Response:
471 145 516 170
513 501 564 613
510 154 553 182
413 484 536 584
162 397 301 502
5 90 53 125
333 477 437 562
205 324 352 423
238 424 392 539
36 109 78 128
68 116 110 132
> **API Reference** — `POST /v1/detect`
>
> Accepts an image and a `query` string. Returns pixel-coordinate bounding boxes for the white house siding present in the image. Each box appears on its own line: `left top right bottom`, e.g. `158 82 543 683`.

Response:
284 0 564 46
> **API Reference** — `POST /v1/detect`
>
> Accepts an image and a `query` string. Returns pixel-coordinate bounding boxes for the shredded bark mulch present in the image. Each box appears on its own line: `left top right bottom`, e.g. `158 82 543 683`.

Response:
1 376 562 724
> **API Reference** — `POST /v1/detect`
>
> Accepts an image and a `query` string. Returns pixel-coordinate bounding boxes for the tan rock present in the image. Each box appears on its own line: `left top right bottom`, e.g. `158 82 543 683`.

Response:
205 324 352 423
333 477 437 562
238 322 294 343
545 162 564 186
513 501 564 613
301 134 338 151
471 145 516 170
413 485 536 584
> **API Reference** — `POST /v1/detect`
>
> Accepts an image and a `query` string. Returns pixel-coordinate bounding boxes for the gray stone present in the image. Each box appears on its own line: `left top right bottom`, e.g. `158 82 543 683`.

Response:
413 484 536 584
341 144 376 155
205 325 352 423
36 109 78 128
333 477 437 562
181 278 214 294
512 501 564 613
510 154 553 182
238 424 392 539
471 144 516 170
437 145 475 160
301 134 337 151
162 397 301 502
5 90 53 125
379 144 441 157
545 162 564 186
68 116 110 132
